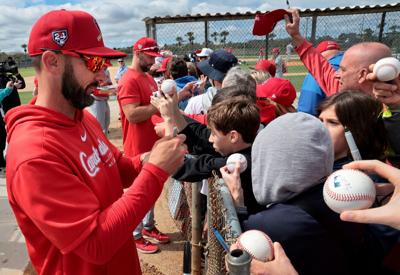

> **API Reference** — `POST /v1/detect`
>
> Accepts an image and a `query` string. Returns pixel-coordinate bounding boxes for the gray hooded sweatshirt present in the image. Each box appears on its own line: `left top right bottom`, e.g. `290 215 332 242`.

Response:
251 112 334 205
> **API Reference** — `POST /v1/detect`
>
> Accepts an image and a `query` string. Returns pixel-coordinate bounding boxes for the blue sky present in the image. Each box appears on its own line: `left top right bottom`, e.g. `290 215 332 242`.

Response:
0 0 396 53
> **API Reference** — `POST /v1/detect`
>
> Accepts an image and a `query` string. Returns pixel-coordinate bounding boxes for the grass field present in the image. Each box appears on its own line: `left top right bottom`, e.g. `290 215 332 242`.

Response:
20 92 33 104
19 67 36 78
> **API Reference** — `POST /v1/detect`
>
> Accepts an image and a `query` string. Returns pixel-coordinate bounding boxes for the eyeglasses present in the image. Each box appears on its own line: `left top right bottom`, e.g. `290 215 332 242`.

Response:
80 55 108 73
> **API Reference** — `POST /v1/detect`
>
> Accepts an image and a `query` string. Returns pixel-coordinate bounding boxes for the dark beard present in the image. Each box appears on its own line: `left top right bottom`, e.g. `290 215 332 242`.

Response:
61 61 97 109
140 63 150 73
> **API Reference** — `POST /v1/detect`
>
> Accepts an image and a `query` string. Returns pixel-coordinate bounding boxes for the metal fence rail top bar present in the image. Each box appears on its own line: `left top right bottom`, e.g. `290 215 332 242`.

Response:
143 3 400 24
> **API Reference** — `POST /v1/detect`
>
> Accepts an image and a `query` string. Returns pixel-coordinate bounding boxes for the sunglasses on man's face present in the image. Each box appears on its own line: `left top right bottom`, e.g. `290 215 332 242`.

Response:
40 49 109 73
80 55 109 73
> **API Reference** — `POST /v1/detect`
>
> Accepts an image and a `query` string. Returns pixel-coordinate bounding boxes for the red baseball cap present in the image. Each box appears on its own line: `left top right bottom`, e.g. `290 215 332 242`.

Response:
28 10 127 58
256 78 296 107
253 9 290 36
133 37 162 57
256 100 276 125
157 57 172 73
271 48 280 54
316 40 340 53
255 59 276 77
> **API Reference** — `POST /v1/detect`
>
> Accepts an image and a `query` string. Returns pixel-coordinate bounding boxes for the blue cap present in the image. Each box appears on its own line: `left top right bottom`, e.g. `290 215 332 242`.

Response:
197 49 238 82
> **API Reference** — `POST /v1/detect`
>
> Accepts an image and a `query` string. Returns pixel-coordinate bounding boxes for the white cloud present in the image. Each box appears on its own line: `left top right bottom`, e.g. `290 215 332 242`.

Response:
0 0 395 53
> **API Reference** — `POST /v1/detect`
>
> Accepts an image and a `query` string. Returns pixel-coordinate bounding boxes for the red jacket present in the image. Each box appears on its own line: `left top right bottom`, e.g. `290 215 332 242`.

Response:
296 40 340 96
5 102 168 275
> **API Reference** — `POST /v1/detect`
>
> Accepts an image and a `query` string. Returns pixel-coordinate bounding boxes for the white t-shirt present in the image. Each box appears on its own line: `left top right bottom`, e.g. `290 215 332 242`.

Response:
184 94 204 114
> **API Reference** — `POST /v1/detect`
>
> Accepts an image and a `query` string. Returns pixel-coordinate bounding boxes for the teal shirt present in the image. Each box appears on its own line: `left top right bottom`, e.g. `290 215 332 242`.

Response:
0 87 13 103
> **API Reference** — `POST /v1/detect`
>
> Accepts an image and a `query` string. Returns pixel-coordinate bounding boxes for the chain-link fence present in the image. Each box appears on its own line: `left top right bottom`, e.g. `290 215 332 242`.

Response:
144 4 400 89
207 173 242 275
167 173 242 274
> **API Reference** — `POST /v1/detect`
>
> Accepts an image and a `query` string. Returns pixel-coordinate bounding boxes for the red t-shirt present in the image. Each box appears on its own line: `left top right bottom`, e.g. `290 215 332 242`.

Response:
117 68 159 157
5 103 169 275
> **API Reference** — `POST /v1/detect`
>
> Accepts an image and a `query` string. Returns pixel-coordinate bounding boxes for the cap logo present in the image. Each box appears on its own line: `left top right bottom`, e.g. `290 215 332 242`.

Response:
93 18 102 42
52 30 68 47
138 44 143 50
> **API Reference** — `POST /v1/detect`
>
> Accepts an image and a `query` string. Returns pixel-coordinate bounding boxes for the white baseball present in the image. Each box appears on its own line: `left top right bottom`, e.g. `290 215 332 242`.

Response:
161 79 177 95
323 169 376 214
226 153 248 173
373 57 400 82
236 230 274 262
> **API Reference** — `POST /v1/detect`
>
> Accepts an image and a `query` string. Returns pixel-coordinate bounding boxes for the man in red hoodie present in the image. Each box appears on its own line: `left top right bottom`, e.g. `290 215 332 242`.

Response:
4 9 186 275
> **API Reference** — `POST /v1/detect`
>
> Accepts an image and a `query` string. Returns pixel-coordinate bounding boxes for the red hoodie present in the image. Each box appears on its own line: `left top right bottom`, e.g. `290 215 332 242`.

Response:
4 102 169 275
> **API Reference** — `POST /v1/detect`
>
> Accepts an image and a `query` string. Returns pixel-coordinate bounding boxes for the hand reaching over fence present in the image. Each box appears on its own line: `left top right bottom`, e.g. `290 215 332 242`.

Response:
220 162 245 207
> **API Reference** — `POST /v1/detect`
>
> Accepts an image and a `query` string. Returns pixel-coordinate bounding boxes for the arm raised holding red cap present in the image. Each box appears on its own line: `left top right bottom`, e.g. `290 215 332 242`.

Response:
283 9 339 95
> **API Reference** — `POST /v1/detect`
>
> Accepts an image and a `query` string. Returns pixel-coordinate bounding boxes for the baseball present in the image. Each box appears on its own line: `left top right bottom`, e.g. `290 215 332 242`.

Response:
323 169 376 214
161 79 177 95
373 57 400 82
236 230 274 262
226 153 248 173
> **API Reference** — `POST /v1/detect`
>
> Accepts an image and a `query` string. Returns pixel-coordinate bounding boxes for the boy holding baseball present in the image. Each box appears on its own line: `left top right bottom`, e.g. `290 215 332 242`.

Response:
151 89 264 216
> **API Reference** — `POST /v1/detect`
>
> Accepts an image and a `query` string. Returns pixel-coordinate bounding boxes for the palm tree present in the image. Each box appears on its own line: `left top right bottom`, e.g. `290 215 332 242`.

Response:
185 32 195 45
210 32 219 44
219 30 229 45
21 44 27 54
176 36 184 47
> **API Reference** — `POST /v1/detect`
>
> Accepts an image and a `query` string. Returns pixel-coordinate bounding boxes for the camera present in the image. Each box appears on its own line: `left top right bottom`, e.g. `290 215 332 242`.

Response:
0 57 18 75
0 58 18 82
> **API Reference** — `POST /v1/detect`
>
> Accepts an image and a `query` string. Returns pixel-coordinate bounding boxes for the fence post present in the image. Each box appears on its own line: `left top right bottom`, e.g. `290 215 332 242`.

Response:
205 20 209 48
226 249 251 275
378 11 386 42
191 181 202 275
145 21 151 38
310 15 317 45
148 21 157 40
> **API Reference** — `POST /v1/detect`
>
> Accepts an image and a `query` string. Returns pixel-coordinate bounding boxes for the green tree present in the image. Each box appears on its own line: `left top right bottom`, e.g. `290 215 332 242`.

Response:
211 31 219 44
21 44 27 54
361 28 375 41
185 32 195 45
176 36 184 47
220 30 229 44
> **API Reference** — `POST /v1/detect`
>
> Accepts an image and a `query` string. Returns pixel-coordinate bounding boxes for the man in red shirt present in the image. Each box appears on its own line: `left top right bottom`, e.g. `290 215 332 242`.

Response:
117 37 170 253
5 9 186 275
283 9 400 167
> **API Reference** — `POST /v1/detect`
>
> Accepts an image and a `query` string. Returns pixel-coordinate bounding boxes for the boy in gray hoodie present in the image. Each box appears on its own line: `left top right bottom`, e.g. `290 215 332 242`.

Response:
239 113 385 275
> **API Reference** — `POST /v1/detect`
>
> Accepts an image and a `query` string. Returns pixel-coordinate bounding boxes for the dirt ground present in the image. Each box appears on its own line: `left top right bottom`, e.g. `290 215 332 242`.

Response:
100 100 186 275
